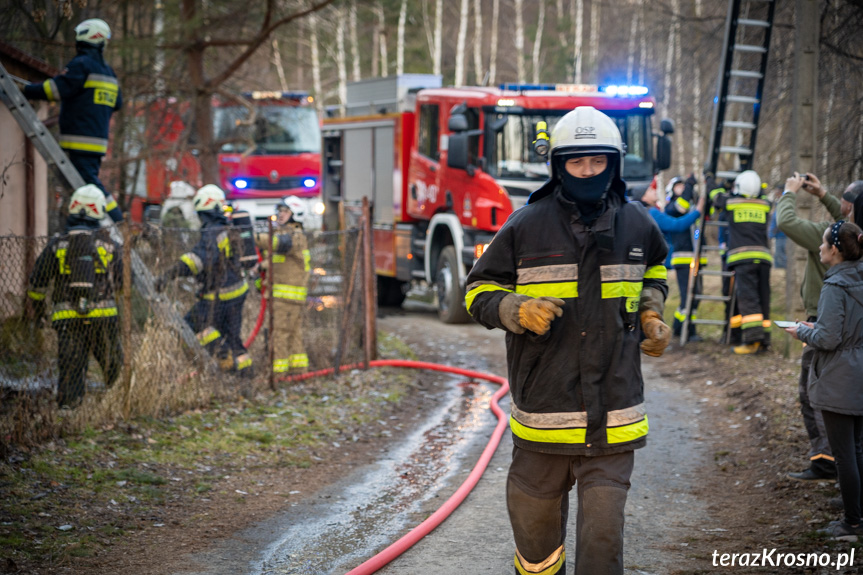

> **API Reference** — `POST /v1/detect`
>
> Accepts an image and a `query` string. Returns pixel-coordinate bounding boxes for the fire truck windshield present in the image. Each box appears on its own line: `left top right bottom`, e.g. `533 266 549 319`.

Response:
214 105 321 155
488 112 654 183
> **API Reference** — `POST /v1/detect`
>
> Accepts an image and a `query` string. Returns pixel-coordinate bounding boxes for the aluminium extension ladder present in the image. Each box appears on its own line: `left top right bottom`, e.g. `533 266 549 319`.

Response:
0 61 208 362
680 0 775 345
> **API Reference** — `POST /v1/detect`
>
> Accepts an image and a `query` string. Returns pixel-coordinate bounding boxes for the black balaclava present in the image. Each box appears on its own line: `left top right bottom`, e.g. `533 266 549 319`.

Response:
555 153 617 226
198 208 228 228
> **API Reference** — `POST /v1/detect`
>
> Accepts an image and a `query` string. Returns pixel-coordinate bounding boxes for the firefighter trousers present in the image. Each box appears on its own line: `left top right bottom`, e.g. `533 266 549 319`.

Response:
729 262 771 345
799 344 835 473
55 317 122 407
272 299 307 373
507 446 634 575
185 294 251 373
672 266 701 337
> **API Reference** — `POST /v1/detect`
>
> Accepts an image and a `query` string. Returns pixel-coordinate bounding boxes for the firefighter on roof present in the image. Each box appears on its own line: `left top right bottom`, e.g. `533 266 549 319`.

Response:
23 18 124 222
712 170 773 354
27 184 124 408
255 197 311 374
155 185 253 375
465 106 669 575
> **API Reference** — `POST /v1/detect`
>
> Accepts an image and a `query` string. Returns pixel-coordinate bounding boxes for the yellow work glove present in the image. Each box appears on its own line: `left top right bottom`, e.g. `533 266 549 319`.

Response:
518 297 565 336
640 310 671 357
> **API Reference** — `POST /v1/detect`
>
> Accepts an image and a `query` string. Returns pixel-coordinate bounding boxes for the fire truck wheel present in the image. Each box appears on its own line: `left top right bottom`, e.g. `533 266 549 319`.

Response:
436 245 471 324
377 276 407 308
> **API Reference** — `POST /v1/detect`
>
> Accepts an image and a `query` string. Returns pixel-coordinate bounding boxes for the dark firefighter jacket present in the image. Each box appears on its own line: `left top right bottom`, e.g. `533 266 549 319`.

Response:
465 178 668 457
27 218 123 323
24 43 122 156
664 178 706 268
174 211 248 302
712 192 772 267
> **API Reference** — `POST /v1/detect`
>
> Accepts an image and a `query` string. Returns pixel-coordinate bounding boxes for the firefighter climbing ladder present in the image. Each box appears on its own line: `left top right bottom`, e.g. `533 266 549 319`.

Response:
0 61 208 362
680 0 776 345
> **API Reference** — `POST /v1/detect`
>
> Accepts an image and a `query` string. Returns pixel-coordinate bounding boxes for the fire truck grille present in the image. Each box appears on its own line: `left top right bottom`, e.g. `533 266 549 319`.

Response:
242 176 305 191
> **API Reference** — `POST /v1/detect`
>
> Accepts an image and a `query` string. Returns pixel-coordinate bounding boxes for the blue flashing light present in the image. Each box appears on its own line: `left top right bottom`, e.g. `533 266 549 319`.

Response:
499 83 556 91
234 179 249 190
600 85 649 97
302 178 317 189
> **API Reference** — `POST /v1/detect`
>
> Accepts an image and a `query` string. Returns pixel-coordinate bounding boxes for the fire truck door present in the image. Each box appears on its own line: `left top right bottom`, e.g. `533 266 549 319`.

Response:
408 103 442 218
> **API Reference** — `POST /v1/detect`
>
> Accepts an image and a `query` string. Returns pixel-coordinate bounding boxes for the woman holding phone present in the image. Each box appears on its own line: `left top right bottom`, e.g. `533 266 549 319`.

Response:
787 221 863 541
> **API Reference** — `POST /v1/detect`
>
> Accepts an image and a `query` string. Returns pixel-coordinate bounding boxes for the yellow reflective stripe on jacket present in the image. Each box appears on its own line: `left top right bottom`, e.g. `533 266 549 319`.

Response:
274 359 291 373
465 283 513 313
273 284 307 301
607 416 649 444
217 232 232 257
59 135 109 153
52 307 118 321
105 196 118 212
644 265 667 279
515 282 579 299
303 249 311 272
196 327 221 346
290 353 309 367
515 546 565 575
600 281 642 299
180 253 202 275
726 249 772 265
675 197 691 211
28 290 46 301
510 416 587 444
201 281 248 301
235 353 253 370
43 79 59 101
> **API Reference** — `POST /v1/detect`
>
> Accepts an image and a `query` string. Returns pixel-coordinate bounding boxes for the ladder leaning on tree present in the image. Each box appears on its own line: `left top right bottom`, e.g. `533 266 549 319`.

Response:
680 0 776 345
0 61 209 363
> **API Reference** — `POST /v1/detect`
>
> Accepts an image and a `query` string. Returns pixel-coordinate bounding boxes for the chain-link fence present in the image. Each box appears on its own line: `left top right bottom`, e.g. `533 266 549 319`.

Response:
0 222 368 450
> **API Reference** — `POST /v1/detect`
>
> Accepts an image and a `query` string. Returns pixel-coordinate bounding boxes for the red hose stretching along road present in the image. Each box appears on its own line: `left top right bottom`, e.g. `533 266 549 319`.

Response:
279 360 509 575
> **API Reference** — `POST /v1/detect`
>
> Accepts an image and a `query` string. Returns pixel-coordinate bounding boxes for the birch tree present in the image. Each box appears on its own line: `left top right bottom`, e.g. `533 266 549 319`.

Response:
377 2 388 77
532 0 546 85
626 0 639 85
397 0 407 76
515 0 526 83
336 4 347 114
455 0 470 86
434 0 442 76
572 0 583 83
556 0 567 48
472 0 484 85
310 10 322 113
271 38 289 91
691 0 703 175
489 0 500 84
588 0 600 83
350 0 360 81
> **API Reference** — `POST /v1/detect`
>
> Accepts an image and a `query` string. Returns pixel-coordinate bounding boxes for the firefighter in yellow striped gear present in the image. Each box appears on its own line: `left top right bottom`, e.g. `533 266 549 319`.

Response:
27 185 124 407
256 196 311 374
712 171 773 354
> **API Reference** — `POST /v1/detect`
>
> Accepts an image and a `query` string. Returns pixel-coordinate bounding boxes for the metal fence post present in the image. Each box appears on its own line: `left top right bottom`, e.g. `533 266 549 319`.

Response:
361 197 376 366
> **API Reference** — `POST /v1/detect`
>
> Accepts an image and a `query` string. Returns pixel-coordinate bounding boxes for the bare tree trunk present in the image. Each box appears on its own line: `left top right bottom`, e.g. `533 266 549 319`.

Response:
154 0 165 97
556 0 567 48
272 38 289 91
626 0 638 85
422 0 435 67
371 6 380 77
296 17 304 87
377 2 389 77
455 0 469 85
588 0 600 83
821 12 838 177
350 0 361 81
662 0 676 123
692 0 703 175
532 0 545 84
515 0 526 83
489 0 500 84
397 0 407 76
337 5 347 114
310 11 322 113
672 0 685 172
473 0 484 84
183 0 217 184
433 0 443 76
637 0 646 85
573 0 583 83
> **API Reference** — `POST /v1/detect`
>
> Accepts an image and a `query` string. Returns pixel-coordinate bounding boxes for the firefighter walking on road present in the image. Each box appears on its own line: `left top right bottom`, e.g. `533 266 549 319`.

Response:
466 107 670 575
256 197 311 374
27 185 124 408
712 170 772 354
23 18 124 222
155 185 252 375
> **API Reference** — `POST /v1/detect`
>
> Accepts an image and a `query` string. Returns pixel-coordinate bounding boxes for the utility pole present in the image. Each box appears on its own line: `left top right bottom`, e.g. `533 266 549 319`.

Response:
787 0 819 349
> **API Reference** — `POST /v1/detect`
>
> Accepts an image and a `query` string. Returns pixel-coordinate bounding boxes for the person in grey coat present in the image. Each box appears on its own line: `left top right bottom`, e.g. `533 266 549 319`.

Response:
787 220 863 541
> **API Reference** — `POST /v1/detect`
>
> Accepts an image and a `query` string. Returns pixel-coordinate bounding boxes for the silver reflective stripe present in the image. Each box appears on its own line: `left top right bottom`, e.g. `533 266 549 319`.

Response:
727 245 770 257
86 74 118 85
600 264 646 282
465 279 515 293
54 299 117 312
511 401 646 428
517 263 578 284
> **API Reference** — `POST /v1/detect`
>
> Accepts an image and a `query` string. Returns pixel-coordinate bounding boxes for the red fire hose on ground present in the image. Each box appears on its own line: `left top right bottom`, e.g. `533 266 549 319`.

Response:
279 360 509 575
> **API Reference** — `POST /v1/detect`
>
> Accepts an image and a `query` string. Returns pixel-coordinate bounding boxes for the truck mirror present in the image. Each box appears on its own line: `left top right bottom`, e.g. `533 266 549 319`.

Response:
448 114 468 132
143 204 162 225
660 118 675 135
447 133 469 171
656 134 672 172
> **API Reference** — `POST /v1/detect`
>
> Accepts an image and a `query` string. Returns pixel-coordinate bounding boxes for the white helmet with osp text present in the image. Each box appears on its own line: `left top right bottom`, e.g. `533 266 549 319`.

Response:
75 19 111 47
548 106 624 181
733 170 762 198
279 196 307 223
193 184 226 212
68 184 107 220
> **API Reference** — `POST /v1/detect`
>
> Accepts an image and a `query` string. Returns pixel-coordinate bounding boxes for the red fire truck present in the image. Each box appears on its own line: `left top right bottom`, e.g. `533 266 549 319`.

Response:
322 75 673 323
129 91 324 227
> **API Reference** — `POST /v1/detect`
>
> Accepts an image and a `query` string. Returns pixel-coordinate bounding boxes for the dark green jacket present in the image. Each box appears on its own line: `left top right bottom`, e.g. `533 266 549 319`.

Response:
775 192 841 317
